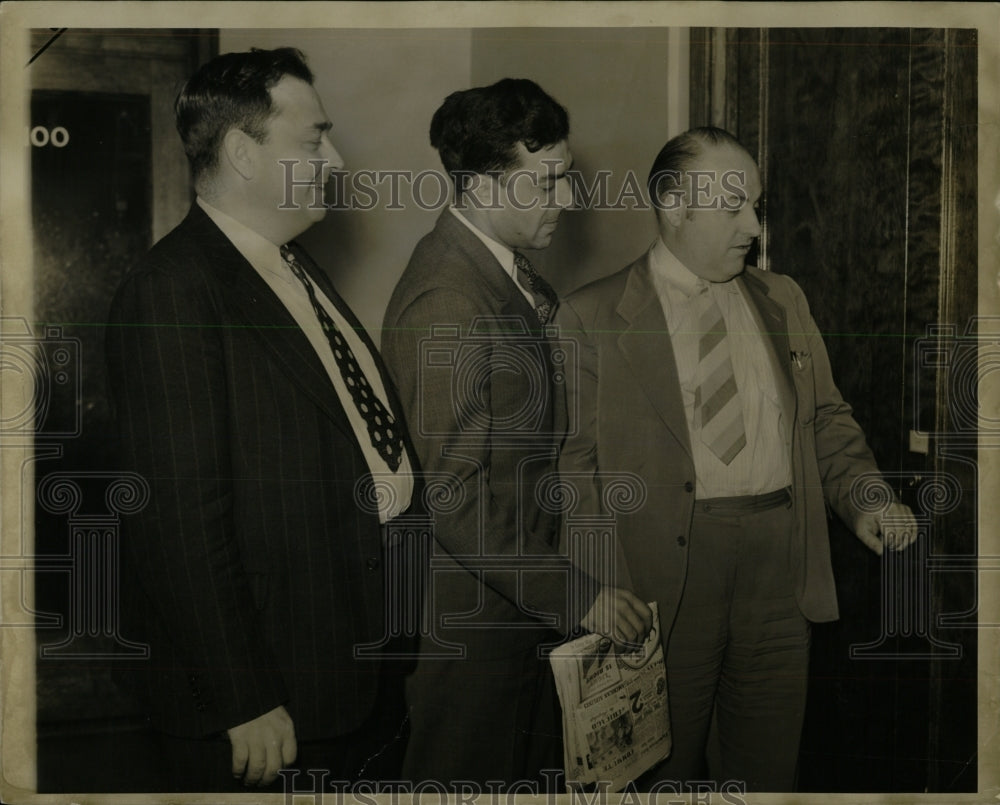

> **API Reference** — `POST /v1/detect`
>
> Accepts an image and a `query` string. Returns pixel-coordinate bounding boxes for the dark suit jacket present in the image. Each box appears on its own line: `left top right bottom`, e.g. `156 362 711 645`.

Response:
381 210 596 657
557 246 882 644
106 203 417 740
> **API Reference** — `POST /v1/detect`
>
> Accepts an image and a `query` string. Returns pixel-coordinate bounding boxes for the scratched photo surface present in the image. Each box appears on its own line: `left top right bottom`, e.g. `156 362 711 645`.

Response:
1 2 997 803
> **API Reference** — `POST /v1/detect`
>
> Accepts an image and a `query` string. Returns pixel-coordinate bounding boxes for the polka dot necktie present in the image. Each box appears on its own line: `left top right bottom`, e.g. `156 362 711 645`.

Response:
514 251 559 325
281 245 404 471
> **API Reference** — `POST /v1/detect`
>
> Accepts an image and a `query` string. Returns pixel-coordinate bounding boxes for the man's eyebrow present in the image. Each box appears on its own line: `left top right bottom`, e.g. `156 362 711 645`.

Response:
724 190 762 209
724 185 751 201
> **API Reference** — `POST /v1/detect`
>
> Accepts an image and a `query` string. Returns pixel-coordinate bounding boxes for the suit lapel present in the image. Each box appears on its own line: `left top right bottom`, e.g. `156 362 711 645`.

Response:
189 207 356 438
436 209 564 437
435 209 538 319
615 252 693 459
739 271 797 425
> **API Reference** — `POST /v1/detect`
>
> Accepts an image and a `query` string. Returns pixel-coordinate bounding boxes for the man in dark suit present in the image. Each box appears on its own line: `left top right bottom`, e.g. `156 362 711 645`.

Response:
106 48 417 791
381 78 651 787
557 127 918 791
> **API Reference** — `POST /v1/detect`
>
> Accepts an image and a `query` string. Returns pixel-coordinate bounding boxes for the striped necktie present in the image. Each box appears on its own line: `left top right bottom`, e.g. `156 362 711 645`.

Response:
281 245 404 472
693 287 746 465
514 252 558 324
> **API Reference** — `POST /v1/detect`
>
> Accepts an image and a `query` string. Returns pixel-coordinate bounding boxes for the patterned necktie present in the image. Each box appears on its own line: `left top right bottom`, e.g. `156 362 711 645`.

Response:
693 286 746 465
514 252 559 325
281 245 404 471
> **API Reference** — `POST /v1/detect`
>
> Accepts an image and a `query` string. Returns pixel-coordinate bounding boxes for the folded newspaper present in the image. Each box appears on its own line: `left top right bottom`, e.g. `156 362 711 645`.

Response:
549 602 670 792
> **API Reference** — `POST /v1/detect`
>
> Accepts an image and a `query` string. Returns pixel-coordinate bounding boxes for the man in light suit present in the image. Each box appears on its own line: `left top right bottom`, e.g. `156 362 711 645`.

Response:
557 127 918 791
106 48 417 791
382 78 651 787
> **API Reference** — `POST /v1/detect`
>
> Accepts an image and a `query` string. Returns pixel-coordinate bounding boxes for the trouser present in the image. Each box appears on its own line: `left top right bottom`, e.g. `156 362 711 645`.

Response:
642 487 810 792
402 638 562 789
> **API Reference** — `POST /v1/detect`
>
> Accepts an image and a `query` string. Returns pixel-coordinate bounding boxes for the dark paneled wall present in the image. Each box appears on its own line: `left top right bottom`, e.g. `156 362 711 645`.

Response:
692 27 978 792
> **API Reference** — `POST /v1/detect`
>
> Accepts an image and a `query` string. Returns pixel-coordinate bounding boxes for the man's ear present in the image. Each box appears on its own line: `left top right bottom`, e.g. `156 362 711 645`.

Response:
222 128 256 181
466 171 498 208
657 190 687 229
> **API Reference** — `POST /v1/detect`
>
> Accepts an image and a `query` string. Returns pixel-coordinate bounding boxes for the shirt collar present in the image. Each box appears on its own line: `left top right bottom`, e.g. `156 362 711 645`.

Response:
448 206 515 277
649 237 742 298
197 197 289 283
649 237 707 298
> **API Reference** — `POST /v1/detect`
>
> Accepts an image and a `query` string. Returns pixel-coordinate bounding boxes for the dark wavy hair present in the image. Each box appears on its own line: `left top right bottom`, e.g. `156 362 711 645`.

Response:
430 78 569 192
647 126 747 210
175 47 314 183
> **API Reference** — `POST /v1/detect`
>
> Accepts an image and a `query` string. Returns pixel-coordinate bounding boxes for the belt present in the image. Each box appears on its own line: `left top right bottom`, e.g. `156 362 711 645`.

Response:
695 486 792 515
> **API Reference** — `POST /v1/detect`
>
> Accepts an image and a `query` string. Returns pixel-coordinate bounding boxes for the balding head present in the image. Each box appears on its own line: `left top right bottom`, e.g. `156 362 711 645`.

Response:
648 128 762 282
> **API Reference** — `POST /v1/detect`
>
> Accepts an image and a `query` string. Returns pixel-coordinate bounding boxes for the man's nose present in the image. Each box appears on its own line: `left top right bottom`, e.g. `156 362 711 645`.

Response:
742 206 762 238
321 136 344 173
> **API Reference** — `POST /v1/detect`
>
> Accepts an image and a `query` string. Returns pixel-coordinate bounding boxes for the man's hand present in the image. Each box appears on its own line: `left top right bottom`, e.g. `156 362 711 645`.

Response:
853 501 919 556
579 588 653 651
227 705 297 786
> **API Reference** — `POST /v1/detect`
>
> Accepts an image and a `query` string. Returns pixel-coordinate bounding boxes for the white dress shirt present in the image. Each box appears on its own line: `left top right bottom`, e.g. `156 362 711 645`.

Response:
198 197 413 522
648 238 792 498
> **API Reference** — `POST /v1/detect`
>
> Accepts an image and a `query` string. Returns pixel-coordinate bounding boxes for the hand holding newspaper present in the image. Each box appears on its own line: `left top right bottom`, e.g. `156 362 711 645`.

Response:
549 601 670 792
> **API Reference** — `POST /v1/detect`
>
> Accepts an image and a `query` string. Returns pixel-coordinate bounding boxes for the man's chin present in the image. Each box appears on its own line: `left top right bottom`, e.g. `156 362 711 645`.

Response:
723 256 748 278
703 263 746 283
299 195 329 223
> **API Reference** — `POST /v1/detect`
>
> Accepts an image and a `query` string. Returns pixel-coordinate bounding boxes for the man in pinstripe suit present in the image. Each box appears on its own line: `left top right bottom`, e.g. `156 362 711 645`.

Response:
106 47 417 791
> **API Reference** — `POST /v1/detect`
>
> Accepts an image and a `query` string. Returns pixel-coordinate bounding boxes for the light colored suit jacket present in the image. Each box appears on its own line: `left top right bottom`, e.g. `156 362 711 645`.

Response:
557 246 881 640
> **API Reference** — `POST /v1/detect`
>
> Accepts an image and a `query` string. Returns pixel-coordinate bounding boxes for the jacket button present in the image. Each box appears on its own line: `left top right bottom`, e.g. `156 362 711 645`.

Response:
684 481 694 493
676 535 687 547
367 557 380 571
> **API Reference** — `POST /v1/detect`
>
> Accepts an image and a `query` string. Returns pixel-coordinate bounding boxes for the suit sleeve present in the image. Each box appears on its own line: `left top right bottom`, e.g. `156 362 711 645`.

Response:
383 287 597 632
785 276 884 526
106 261 287 735
556 299 606 519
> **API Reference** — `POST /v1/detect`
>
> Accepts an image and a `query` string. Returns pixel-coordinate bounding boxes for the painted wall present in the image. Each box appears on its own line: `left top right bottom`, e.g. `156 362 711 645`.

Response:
220 28 472 341
220 28 688 341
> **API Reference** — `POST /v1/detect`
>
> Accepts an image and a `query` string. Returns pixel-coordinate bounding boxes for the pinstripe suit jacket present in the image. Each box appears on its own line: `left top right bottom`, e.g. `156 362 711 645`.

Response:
106 203 416 740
